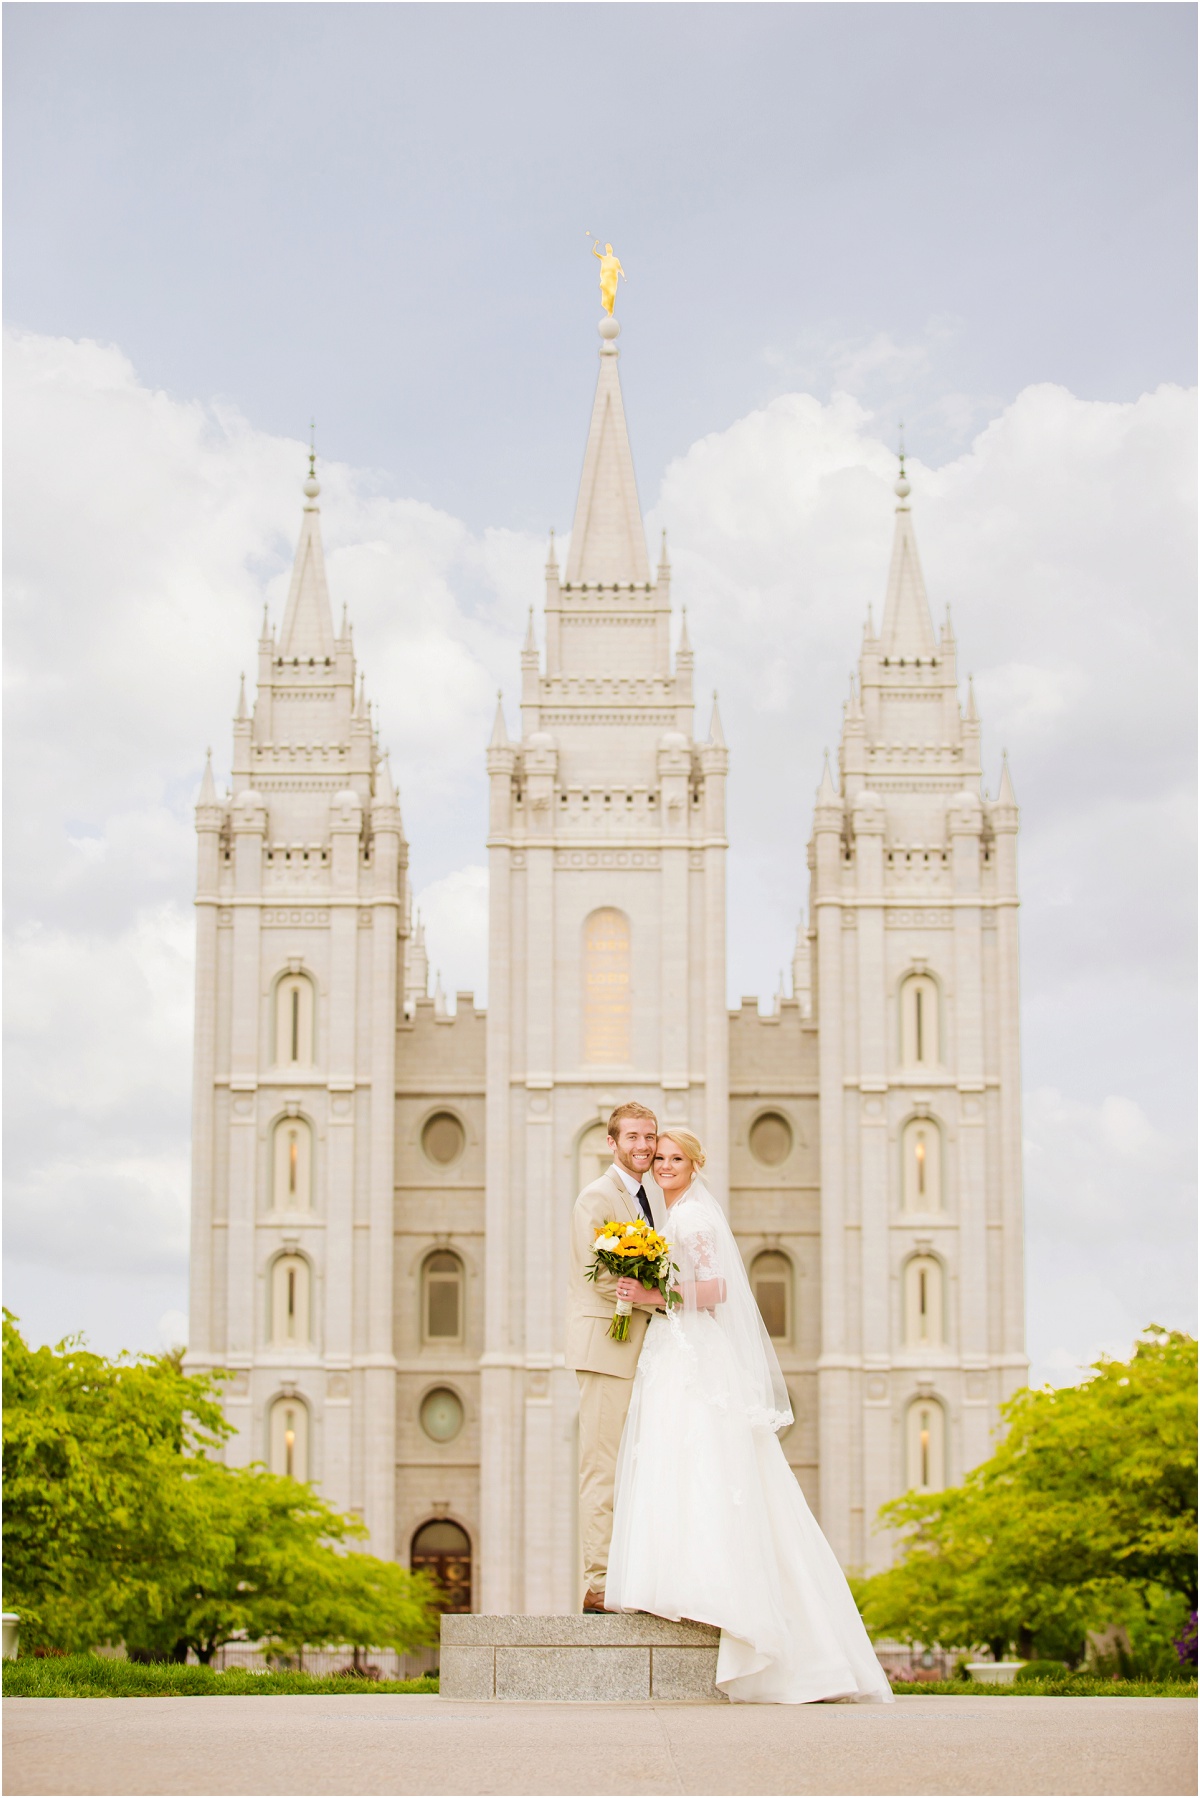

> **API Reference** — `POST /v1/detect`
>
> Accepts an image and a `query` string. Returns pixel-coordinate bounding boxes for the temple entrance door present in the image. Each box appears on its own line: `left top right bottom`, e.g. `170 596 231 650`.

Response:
411 1518 472 1613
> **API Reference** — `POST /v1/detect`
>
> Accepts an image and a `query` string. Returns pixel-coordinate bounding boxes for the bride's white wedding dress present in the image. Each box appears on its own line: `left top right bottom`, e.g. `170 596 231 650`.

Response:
605 1180 893 1705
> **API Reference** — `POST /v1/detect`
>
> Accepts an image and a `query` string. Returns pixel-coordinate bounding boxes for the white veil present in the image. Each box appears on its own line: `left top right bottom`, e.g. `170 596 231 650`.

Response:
669 1179 793 1435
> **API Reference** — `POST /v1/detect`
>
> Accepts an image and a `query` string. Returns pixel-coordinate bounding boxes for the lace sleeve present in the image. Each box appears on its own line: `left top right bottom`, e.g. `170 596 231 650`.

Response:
685 1227 721 1283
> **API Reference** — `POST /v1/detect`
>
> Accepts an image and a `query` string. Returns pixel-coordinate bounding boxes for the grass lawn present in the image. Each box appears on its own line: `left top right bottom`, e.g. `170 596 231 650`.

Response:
3 1655 438 1697
888 1675 1197 1697
4 1655 1196 1699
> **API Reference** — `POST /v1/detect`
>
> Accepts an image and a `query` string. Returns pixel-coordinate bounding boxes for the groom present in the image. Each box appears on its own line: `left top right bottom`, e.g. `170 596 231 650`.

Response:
564 1101 659 1613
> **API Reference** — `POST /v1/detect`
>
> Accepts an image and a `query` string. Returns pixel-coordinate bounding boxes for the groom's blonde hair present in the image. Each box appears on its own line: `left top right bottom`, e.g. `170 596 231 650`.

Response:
656 1127 706 1169
607 1101 657 1138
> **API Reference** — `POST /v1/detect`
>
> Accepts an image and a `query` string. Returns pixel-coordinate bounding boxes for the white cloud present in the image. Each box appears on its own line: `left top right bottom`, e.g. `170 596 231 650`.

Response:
4 326 1194 1383
417 865 490 1010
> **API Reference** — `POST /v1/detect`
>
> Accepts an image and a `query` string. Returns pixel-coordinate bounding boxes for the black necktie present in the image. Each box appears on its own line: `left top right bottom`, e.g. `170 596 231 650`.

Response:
635 1184 653 1225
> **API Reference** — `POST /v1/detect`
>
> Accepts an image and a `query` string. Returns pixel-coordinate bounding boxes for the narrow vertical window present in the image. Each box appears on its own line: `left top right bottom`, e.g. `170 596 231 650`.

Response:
273 1117 313 1211
902 1117 941 1212
906 1397 945 1491
900 974 939 1068
275 973 315 1065
271 1254 310 1347
750 1251 793 1342
904 1255 943 1347
423 1252 465 1344
269 1394 309 1482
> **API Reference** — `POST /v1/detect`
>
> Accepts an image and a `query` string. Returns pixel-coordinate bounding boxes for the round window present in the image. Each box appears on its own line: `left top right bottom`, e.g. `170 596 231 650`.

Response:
419 1387 464 1443
422 1112 465 1166
749 1111 793 1167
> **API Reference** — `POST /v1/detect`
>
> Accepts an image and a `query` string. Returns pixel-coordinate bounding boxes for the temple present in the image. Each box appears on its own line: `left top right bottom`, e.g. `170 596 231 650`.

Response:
185 315 1028 1609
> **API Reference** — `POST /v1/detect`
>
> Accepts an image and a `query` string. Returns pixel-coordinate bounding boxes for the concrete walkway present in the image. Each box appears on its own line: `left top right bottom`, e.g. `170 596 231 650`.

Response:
4 1693 1195 1797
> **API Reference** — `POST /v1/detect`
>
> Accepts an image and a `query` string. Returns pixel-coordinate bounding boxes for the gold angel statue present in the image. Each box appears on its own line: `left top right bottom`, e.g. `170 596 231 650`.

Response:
591 239 625 316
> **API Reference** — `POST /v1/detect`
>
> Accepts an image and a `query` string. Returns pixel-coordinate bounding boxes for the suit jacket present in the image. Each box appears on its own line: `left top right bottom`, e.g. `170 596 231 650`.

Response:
564 1165 655 1377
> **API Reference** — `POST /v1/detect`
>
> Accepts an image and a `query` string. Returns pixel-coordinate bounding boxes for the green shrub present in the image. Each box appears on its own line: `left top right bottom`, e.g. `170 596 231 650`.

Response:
1016 1659 1068 1681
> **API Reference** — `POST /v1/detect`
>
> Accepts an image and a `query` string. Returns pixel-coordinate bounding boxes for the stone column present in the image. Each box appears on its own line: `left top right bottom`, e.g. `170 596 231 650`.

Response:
698 734 729 1204
188 786 225 1365
852 791 889 1568
991 780 1026 1397
226 788 266 1463
658 734 691 1105
481 729 518 1612
520 736 557 1611
812 774 848 1550
324 790 362 1514
363 785 401 1558
949 789 989 1474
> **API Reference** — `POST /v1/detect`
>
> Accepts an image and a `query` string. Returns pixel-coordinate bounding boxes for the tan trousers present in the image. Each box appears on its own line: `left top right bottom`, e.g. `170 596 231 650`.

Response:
576 1369 636 1593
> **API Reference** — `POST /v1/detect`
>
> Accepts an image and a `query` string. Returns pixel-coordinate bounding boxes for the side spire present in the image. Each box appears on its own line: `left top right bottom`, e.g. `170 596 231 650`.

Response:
817 749 839 802
490 691 509 748
708 690 725 747
279 452 336 660
996 750 1017 806
564 318 650 587
198 747 218 805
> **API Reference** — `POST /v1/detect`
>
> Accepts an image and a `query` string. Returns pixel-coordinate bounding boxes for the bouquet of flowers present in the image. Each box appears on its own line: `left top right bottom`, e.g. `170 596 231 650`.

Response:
586 1220 680 1340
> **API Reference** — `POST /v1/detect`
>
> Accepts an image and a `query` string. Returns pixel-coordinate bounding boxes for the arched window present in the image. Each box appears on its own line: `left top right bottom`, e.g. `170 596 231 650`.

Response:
903 1255 944 1348
901 1117 941 1212
582 908 631 1064
906 1397 945 1492
576 1122 613 1191
411 1518 472 1613
270 1254 311 1347
900 973 940 1069
269 1394 309 1482
275 972 316 1067
751 1251 792 1342
423 1251 464 1344
272 1116 313 1211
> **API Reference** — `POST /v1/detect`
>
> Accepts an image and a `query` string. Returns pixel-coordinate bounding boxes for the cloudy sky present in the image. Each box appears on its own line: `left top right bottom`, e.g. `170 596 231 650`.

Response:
4 4 1195 1387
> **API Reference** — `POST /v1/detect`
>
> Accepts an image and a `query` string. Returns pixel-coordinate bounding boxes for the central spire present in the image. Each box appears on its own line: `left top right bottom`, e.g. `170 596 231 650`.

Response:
878 449 935 660
279 451 336 661
564 318 650 587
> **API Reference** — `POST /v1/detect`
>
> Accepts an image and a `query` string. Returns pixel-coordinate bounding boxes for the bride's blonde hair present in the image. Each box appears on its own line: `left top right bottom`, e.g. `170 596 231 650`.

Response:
656 1127 706 1169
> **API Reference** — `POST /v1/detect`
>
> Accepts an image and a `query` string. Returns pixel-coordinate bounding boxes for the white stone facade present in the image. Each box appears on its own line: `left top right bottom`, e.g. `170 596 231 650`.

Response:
186 333 1027 1608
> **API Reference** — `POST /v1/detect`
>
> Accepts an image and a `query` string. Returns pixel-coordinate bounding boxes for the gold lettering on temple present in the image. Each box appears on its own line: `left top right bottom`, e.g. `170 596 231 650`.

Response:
583 907 631 1062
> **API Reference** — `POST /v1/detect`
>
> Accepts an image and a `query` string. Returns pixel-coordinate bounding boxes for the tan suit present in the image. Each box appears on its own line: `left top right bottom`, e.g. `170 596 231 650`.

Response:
565 1165 657 1594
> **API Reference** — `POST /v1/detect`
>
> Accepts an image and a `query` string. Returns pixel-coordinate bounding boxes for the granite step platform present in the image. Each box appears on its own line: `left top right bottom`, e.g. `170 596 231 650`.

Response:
440 1613 727 1702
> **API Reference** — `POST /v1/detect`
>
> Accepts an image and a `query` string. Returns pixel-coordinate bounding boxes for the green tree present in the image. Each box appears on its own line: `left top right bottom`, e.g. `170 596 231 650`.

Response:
2 1315 437 1662
857 1327 1197 1662
2 1310 230 1650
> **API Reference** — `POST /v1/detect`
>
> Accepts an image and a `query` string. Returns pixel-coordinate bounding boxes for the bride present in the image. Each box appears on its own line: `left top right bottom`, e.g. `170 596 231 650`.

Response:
605 1129 893 1705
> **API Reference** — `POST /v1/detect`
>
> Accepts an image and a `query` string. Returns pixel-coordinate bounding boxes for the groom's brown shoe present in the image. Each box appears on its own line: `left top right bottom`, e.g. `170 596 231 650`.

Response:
582 1588 607 1613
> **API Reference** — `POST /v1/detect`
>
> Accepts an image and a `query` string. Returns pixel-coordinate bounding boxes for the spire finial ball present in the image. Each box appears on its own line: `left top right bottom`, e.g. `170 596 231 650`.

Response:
598 315 621 342
894 475 911 501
